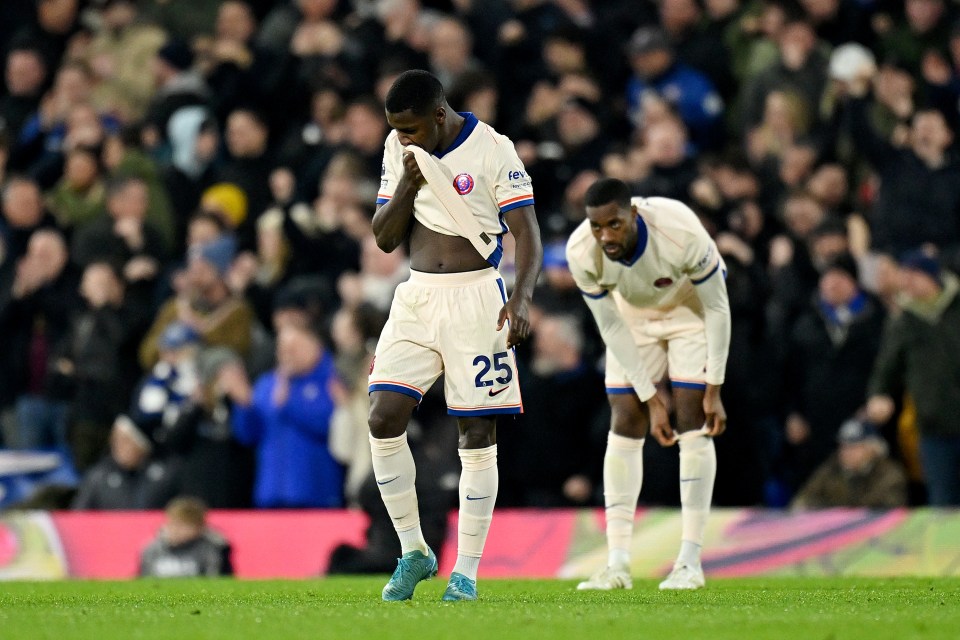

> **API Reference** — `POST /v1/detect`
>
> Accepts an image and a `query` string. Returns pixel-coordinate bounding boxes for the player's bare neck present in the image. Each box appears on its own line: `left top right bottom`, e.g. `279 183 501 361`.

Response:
436 110 466 155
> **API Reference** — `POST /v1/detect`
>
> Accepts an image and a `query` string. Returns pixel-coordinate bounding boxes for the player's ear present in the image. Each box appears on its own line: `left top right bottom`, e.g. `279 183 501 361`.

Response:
435 106 446 124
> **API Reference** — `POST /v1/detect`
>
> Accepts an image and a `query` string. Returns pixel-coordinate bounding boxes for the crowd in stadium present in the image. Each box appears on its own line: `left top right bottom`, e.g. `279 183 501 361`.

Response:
1 0 959 518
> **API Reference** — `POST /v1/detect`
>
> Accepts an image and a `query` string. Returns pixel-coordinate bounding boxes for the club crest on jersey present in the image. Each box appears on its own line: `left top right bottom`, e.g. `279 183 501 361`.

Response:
654 277 674 288
453 173 475 195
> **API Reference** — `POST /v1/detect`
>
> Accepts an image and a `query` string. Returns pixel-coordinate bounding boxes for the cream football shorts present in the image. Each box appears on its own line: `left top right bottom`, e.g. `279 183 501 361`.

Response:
369 268 523 416
604 302 708 396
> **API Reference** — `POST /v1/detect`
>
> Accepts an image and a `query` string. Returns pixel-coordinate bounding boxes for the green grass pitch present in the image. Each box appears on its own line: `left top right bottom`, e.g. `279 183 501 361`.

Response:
2 577 959 640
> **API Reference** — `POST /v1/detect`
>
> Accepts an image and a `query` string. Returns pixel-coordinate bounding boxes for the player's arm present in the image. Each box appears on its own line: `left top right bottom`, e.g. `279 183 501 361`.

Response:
372 149 423 253
689 244 732 437
500 205 542 348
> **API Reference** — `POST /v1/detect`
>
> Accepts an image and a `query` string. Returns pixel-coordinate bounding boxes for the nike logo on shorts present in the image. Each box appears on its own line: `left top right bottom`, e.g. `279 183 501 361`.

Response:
377 476 400 485
465 495 490 501
488 386 509 397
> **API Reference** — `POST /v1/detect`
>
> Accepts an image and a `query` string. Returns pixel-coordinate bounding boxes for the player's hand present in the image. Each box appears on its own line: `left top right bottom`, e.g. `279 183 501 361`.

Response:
703 384 726 437
497 295 531 348
648 394 676 446
401 150 427 188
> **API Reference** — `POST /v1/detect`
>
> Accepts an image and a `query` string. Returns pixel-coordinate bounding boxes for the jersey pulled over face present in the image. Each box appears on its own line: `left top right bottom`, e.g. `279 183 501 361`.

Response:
376 112 534 268
566 196 724 312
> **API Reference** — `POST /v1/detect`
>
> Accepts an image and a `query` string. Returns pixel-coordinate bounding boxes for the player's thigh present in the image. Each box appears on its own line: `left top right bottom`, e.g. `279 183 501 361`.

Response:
440 277 522 417
665 322 708 433
368 282 444 435
603 338 667 396
607 391 649 438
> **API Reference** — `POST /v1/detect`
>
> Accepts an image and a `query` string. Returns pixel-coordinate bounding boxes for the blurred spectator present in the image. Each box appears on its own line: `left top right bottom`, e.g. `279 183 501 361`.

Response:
8 0 82 71
427 16 483 89
100 126 178 250
216 107 274 247
53 260 150 470
625 25 724 151
790 417 908 509
141 39 211 152
781 253 885 489
153 346 255 509
867 250 960 505
139 235 254 369
328 303 385 506
162 108 221 245
739 17 828 141
878 0 951 77
82 0 168 122
843 72 960 270
1 44 50 144
139 496 234 577
196 0 289 124
500 314 605 507
71 174 167 286
226 322 345 508
0 229 80 450
71 416 183 509
45 144 107 232
631 114 699 201
129 321 203 440
1 174 58 262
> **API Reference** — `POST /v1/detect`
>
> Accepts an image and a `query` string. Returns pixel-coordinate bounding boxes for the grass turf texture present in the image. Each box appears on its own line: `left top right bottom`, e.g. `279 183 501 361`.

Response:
2 577 958 640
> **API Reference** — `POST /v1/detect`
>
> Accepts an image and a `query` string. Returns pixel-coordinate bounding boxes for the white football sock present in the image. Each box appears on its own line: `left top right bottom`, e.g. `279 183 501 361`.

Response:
677 430 716 565
603 432 644 569
452 445 498 580
369 433 428 555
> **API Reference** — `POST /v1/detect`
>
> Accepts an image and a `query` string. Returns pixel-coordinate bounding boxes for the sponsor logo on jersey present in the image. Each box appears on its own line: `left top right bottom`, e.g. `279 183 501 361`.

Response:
695 245 715 272
453 173 475 195
507 170 528 180
381 162 386 176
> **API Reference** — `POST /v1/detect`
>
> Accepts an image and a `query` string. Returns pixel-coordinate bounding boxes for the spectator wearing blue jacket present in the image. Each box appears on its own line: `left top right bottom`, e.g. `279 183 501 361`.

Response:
625 26 724 152
224 322 345 508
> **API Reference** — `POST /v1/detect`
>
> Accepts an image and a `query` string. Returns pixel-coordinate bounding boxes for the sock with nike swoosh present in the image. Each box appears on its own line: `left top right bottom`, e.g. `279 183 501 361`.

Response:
370 432 428 554
676 429 716 566
604 432 645 570
453 445 498 580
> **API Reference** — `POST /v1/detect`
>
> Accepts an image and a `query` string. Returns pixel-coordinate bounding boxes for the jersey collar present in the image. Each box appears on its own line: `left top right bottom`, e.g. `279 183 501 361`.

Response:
433 112 478 159
618 215 648 266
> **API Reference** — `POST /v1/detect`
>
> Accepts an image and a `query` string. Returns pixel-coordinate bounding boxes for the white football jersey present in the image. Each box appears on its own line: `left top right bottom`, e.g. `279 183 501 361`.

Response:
376 112 535 268
566 196 724 315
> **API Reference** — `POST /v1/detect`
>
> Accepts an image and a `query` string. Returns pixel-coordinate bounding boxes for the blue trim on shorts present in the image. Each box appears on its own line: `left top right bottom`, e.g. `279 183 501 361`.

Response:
448 406 522 416
496 278 508 304
606 387 635 395
369 383 423 402
671 380 707 390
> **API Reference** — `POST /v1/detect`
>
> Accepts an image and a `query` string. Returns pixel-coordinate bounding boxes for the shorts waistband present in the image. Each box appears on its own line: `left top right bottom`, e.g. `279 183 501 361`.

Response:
408 267 500 286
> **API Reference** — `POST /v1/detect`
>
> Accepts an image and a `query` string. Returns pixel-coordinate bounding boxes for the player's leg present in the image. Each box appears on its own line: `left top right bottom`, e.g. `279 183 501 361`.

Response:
369 390 440 600
442 416 497 601
578 341 663 591
661 326 715 590
368 280 444 600
576 392 648 591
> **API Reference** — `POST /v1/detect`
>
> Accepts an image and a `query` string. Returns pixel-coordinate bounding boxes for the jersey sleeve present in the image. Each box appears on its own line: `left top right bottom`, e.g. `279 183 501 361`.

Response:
490 135 535 213
376 135 402 206
566 231 607 299
683 225 722 284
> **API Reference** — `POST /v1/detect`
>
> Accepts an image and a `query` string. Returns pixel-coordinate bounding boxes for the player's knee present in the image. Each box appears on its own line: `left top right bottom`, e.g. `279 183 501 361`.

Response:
674 408 705 433
610 409 646 438
458 419 495 449
368 408 406 439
